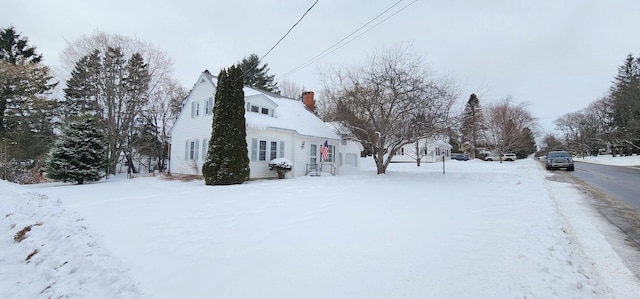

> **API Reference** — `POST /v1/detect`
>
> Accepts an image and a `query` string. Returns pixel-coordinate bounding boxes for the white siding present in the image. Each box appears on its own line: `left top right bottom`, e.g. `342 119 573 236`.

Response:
247 128 293 179
169 74 216 175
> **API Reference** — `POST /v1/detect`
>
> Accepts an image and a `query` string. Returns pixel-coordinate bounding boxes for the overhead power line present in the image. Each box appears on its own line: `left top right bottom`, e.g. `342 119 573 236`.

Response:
261 0 319 62
278 0 417 80
233 0 319 85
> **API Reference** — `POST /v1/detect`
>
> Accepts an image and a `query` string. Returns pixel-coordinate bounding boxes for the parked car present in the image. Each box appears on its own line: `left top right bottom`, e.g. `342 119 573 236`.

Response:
546 150 575 171
485 153 517 161
451 153 469 161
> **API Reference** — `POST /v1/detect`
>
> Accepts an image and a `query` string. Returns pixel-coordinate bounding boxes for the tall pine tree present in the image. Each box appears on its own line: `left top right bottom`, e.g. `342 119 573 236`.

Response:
202 65 250 185
46 117 107 184
239 54 279 93
609 54 640 154
460 93 484 158
0 26 57 162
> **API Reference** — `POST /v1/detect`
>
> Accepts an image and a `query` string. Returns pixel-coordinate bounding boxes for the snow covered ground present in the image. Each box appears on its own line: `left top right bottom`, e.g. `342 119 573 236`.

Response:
575 153 640 167
2 156 640 298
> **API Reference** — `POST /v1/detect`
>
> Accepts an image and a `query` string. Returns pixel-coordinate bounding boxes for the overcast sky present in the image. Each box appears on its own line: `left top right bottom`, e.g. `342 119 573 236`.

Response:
4 0 640 133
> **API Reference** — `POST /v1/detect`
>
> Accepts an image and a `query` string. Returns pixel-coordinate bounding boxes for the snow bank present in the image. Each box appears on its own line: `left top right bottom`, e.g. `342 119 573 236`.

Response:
575 154 640 167
0 180 146 299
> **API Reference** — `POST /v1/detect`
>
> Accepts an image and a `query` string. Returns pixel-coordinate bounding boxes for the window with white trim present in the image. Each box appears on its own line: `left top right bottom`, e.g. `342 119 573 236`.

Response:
250 138 284 161
259 140 267 161
246 102 273 117
184 139 200 161
270 141 277 160
328 145 335 162
191 102 200 118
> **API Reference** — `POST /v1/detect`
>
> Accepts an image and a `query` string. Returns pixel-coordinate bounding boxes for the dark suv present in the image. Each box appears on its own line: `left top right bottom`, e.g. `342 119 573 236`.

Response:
451 153 469 161
546 151 574 171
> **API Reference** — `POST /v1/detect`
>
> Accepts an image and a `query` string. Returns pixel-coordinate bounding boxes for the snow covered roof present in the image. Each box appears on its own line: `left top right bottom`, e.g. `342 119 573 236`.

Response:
243 87 340 140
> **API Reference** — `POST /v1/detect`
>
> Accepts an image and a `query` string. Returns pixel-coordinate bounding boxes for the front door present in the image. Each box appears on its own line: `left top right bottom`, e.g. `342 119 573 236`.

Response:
309 144 318 165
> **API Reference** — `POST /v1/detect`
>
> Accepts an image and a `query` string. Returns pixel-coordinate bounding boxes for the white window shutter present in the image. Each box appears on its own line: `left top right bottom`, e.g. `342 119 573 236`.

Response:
202 139 208 160
279 141 284 158
194 140 200 161
185 140 189 160
251 138 257 161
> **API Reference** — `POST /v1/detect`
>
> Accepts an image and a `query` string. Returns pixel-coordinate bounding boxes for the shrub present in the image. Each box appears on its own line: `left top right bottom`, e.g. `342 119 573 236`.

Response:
268 158 293 179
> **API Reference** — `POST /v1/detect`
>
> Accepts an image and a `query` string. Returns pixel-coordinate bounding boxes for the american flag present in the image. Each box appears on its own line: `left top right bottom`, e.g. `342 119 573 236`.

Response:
320 140 329 161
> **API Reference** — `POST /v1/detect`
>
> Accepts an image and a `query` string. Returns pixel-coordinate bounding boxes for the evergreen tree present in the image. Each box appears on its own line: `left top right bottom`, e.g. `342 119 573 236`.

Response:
0 26 57 160
609 54 640 154
202 65 250 185
460 93 484 158
61 50 101 119
46 117 107 185
238 54 279 93
63 47 151 174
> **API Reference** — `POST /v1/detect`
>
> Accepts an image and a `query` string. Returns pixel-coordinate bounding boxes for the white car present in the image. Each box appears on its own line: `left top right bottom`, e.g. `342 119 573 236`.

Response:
485 153 517 161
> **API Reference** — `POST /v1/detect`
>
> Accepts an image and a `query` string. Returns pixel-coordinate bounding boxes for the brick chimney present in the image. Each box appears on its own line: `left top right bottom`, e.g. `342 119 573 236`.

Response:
302 91 315 112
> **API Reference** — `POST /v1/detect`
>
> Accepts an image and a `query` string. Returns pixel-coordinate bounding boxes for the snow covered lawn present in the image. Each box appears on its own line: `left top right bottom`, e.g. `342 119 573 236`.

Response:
3 158 640 298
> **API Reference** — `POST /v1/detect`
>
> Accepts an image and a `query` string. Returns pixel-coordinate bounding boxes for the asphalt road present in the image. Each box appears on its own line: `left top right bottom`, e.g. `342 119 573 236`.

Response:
569 162 640 212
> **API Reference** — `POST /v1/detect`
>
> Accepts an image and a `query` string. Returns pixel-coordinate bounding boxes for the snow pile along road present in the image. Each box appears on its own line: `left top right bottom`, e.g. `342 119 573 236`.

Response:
0 180 146 299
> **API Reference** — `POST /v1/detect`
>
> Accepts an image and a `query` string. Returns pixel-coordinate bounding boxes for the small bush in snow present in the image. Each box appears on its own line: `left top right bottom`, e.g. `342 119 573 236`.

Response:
268 158 293 179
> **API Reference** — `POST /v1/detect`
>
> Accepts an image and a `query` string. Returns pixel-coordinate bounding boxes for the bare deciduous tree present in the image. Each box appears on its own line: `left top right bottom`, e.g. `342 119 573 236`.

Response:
144 77 187 171
322 45 458 174
483 97 536 161
279 79 305 99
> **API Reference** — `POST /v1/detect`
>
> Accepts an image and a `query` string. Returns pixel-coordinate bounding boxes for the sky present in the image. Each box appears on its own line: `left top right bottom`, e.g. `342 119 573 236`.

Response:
4 0 640 133
3 156 640 298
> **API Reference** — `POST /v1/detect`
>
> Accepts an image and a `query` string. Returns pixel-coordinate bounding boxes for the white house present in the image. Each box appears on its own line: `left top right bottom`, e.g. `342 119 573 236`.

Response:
392 138 453 163
169 70 347 179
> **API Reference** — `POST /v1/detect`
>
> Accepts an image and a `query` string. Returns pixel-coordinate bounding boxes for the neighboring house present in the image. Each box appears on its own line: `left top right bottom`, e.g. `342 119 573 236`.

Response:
392 138 452 163
169 70 344 179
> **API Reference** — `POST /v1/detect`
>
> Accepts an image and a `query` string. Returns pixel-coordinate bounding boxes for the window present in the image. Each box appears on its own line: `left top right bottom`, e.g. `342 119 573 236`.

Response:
251 138 283 162
205 97 213 115
250 105 259 113
185 139 200 161
191 102 200 118
309 144 317 165
261 108 269 115
270 141 277 161
328 145 335 162
259 141 267 161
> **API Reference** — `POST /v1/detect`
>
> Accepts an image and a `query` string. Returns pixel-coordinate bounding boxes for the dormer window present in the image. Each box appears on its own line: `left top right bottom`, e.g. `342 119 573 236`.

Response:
247 103 271 116
246 97 276 117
